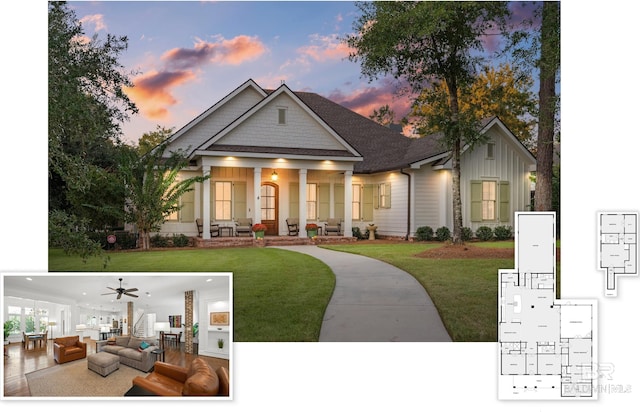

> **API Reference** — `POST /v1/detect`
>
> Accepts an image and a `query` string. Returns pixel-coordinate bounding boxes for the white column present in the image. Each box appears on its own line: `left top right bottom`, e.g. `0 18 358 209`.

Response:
253 168 262 225
298 169 307 238
194 176 201 225
343 171 353 237
202 167 211 239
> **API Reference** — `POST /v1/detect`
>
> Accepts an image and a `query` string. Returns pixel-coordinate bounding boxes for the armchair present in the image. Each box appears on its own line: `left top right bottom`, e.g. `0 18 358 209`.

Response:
324 218 342 236
132 358 230 396
196 218 220 237
235 218 252 236
286 218 299 236
53 335 87 364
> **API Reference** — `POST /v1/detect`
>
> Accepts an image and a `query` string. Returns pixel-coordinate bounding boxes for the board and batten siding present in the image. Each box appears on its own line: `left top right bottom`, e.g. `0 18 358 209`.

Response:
460 127 533 232
215 94 346 151
166 87 265 153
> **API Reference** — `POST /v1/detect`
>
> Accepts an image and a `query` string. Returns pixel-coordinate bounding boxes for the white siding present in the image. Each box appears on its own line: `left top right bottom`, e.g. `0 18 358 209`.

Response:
413 167 442 231
460 126 533 232
166 87 265 153
215 94 347 151
371 172 409 237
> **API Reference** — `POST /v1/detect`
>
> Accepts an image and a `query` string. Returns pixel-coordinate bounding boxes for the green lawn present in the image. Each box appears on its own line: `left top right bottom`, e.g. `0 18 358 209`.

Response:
322 242 560 342
49 248 335 342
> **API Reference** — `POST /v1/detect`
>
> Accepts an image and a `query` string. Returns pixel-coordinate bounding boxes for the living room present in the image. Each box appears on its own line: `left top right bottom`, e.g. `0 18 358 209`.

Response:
2 273 232 398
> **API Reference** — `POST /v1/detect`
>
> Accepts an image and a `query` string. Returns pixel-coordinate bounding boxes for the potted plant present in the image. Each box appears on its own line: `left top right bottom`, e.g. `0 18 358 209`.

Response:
217 338 224 349
252 223 267 239
4 320 12 341
192 322 199 353
305 223 318 238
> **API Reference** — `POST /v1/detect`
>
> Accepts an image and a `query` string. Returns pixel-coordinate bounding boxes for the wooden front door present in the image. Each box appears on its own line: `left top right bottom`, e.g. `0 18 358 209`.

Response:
260 183 279 235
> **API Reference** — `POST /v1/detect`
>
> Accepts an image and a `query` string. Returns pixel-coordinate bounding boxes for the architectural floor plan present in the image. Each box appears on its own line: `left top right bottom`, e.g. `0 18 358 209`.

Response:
597 212 638 297
498 212 598 400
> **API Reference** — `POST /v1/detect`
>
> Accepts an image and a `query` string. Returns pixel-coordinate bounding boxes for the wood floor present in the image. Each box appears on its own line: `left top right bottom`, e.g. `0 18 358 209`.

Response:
3 338 230 397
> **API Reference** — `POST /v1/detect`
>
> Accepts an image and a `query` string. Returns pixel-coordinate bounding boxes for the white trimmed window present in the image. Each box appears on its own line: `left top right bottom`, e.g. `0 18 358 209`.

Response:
377 182 391 209
307 183 318 220
352 184 361 220
487 142 495 159
215 181 232 220
482 181 496 220
278 107 287 125
471 180 510 222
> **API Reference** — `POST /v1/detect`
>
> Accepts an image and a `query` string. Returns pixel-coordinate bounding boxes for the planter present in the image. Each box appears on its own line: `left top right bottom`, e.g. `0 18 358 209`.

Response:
254 231 265 239
306 229 317 238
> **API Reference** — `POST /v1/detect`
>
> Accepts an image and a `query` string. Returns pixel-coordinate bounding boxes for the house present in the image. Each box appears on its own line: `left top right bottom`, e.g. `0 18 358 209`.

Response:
157 79 536 239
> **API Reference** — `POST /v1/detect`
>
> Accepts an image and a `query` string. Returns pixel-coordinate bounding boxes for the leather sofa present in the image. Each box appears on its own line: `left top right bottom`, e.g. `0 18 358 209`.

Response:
132 358 230 396
53 335 87 364
96 335 158 372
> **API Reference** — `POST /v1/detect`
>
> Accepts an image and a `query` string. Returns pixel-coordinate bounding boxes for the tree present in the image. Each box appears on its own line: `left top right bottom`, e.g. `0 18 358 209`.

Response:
120 142 208 250
48 1 137 260
345 1 510 243
412 64 537 150
369 104 396 127
137 125 175 156
534 1 560 211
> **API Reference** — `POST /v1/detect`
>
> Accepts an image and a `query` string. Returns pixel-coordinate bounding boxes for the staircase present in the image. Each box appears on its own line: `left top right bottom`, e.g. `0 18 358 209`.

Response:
132 309 146 337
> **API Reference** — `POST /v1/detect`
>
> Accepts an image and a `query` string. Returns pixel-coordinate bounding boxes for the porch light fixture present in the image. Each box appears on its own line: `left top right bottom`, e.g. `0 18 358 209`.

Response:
271 170 278 181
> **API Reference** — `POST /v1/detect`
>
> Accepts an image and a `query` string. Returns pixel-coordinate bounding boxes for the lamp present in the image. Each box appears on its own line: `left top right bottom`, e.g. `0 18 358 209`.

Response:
154 322 170 350
271 170 278 181
48 321 57 340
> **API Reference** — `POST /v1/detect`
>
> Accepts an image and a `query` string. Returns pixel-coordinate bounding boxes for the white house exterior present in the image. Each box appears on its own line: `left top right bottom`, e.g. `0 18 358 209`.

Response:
155 79 536 239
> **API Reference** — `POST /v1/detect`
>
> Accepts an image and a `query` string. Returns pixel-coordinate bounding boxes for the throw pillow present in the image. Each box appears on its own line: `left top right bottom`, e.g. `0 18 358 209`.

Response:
140 341 150 350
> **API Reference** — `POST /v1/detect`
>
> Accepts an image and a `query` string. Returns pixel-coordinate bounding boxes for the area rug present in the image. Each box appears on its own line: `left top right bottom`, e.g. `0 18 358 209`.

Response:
25 360 147 397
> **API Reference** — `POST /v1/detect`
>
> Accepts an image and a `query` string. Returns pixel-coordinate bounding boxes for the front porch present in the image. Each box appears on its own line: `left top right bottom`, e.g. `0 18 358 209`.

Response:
193 235 358 248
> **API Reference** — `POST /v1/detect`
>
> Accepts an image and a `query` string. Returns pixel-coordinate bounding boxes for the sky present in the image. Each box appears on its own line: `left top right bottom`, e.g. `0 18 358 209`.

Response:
65 1 537 144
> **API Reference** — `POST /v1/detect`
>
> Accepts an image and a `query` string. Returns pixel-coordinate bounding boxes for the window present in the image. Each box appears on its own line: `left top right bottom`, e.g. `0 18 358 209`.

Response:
278 107 287 125
7 306 21 335
482 181 496 220
24 307 35 333
487 142 495 159
352 185 361 220
471 180 510 222
307 183 317 220
377 183 391 209
215 181 232 220
261 184 276 220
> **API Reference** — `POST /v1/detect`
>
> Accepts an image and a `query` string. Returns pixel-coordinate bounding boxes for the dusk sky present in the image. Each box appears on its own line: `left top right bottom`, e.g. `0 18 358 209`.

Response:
66 1 536 144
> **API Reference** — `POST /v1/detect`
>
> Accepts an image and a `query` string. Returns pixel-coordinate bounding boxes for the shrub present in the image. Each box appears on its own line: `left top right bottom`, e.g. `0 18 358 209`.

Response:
150 234 169 248
172 233 190 247
435 226 451 242
415 226 434 241
352 226 364 240
494 225 513 240
476 226 494 241
461 227 474 242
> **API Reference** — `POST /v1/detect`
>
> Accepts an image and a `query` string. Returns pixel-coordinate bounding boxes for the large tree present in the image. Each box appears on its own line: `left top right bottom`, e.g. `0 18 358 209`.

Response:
345 1 510 243
48 1 137 258
119 142 208 250
412 63 537 150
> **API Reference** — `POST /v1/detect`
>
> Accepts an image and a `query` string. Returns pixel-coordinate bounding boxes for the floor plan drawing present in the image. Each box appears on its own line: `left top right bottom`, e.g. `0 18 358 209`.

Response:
597 212 638 297
498 212 598 400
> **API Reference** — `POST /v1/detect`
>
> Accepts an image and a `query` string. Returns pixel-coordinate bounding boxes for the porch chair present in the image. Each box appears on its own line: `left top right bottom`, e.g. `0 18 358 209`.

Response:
195 218 203 237
286 218 299 236
325 218 342 236
235 218 253 236
196 218 220 237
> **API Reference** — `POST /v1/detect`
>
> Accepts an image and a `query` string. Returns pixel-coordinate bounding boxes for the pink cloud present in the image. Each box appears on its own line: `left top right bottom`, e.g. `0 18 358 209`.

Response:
327 80 413 121
297 34 354 62
162 35 266 69
124 70 196 120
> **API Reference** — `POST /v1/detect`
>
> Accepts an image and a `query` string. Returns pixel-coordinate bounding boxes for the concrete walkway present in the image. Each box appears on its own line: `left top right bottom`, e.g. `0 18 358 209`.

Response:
273 245 452 342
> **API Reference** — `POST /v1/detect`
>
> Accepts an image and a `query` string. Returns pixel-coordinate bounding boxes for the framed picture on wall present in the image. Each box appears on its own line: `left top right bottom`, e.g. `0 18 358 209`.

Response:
210 312 229 326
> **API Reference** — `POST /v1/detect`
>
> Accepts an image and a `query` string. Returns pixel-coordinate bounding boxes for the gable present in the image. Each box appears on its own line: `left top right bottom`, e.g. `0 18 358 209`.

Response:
165 80 266 154
214 93 348 152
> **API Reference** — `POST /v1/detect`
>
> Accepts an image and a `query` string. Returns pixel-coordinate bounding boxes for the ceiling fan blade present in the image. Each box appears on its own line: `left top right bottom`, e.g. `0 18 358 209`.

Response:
101 292 117 295
124 288 138 293
107 287 118 291
124 292 138 298
117 293 122 300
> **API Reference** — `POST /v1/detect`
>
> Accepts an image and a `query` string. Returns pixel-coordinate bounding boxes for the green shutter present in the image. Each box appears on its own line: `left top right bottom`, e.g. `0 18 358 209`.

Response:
384 182 391 209
374 184 379 209
363 184 374 221
233 182 246 219
499 181 510 222
334 184 344 220
289 183 299 219
180 189 195 222
318 184 330 220
470 181 482 222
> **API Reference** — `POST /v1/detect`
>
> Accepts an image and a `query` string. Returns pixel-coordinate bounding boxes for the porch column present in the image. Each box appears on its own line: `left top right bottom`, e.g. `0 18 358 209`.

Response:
298 169 307 238
194 177 201 225
202 166 211 239
343 171 353 237
253 168 262 225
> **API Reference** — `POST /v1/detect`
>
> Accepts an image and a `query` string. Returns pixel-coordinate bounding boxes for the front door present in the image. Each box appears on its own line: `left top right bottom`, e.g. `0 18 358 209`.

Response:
261 183 279 235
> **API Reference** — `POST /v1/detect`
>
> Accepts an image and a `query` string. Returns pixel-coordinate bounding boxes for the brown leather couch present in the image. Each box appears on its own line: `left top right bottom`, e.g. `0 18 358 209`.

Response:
53 335 87 364
132 358 230 396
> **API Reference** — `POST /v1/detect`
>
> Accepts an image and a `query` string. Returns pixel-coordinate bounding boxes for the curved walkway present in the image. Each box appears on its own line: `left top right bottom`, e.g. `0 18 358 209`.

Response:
272 245 452 342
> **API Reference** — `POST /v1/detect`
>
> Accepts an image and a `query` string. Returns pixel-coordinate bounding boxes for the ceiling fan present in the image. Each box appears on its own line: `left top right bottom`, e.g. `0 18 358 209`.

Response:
101 278 138 299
